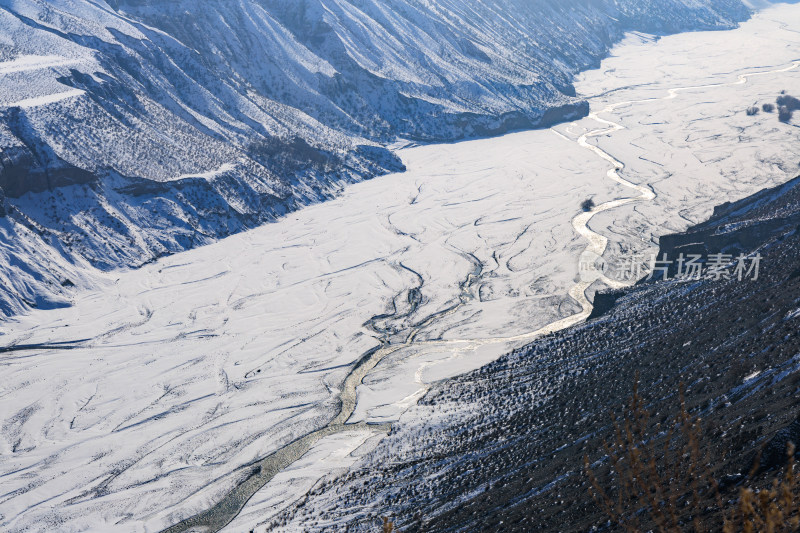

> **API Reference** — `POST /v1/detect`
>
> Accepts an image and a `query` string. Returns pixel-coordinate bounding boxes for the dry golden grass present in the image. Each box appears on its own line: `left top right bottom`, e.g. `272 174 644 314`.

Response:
381 516 395 532
724 444 800 533
585 382 800 532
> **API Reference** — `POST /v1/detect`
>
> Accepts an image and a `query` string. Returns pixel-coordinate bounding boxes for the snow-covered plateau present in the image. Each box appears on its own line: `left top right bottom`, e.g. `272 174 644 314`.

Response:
2 2 800 533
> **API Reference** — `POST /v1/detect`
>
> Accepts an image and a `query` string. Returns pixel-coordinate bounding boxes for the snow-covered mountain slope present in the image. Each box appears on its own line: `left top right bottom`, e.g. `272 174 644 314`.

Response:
0 0 752 317
1 5 799 531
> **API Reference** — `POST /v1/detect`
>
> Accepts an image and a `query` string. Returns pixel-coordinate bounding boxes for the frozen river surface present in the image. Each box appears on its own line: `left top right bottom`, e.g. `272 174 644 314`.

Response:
2 5 800 532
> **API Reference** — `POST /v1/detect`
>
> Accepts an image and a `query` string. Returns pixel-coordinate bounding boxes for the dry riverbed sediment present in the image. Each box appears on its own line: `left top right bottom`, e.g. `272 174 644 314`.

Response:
1 5 799 533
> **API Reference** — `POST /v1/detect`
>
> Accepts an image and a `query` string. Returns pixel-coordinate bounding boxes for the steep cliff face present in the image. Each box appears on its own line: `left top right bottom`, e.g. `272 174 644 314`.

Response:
0 0 751 316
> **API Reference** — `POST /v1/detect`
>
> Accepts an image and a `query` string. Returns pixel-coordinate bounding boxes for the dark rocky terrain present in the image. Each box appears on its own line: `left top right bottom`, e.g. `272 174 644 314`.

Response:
267 174 800 531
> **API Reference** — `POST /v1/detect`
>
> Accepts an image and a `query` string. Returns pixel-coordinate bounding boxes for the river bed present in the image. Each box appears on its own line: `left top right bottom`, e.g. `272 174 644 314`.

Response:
1 5 800 533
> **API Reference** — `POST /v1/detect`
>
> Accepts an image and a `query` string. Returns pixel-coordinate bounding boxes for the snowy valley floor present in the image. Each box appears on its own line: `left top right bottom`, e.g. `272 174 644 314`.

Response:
2 4 800 532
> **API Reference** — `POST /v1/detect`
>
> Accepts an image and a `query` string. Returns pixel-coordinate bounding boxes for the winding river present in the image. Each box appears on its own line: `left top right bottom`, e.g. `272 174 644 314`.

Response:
2 9 799 532
158 57 800 533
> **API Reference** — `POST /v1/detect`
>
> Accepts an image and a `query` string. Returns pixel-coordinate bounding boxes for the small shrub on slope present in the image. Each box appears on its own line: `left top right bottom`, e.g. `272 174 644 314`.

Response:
585 383 800 532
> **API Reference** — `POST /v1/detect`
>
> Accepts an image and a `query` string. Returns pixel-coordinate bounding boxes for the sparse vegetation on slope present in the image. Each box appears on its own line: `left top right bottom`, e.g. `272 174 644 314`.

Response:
776 92 799 122
586 383 800 532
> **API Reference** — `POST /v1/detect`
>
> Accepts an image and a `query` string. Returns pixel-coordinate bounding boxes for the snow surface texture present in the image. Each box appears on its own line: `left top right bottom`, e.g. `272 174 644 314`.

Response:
268 163 800 533
256 7 800 532
0 0 752 316
1 4 800 532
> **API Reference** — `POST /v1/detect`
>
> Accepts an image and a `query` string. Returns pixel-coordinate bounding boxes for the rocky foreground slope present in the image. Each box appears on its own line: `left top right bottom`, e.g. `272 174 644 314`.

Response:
267 175 800 531
0 0 751 316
